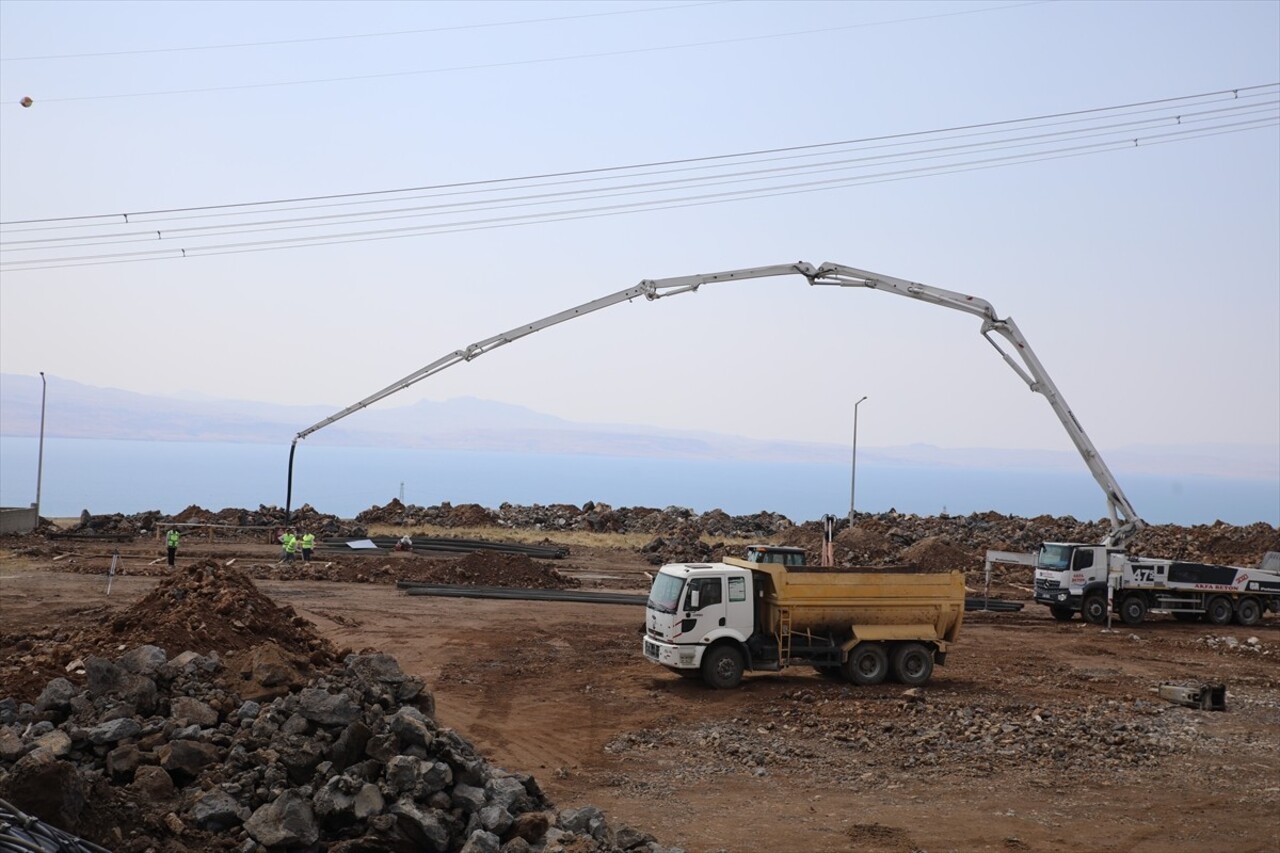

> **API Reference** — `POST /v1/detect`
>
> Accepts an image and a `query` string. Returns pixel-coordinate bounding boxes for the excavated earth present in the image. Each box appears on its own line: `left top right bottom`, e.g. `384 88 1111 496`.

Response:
3 503 1279 853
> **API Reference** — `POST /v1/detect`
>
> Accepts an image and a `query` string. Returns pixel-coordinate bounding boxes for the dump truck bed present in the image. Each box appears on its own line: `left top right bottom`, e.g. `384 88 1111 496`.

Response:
724 557 966 645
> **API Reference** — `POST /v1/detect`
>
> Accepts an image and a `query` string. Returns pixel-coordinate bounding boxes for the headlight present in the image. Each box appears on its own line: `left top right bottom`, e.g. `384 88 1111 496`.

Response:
1057 593 1067 601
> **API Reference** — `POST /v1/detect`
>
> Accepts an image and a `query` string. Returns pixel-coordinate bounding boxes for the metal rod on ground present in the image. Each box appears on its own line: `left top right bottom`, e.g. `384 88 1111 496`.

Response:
395 581 1023 612
106 549 118 595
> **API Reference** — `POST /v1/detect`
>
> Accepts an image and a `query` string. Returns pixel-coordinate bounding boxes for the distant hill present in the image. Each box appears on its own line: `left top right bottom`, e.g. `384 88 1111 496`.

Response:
0 373 1274 479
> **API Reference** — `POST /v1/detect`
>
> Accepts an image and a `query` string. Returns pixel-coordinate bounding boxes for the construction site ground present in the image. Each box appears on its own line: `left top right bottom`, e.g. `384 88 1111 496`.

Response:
2 536 1278 853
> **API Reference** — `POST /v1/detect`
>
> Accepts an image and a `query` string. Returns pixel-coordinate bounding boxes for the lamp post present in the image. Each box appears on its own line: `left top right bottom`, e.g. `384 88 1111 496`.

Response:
848 395 868 526
35 371 46 520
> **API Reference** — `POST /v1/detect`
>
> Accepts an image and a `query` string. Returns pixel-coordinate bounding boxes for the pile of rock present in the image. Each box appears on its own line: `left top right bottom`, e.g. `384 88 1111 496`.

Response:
604 688 1205 791
0 645 679 853
70 504 366 540
0 560 337 711
399 551 580 590
354 499 795 540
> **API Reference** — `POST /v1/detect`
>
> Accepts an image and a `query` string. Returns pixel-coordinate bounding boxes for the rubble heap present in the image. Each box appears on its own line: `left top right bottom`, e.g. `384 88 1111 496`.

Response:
398 551 580 590
356 499 793 540
71 504 366 540
50 499 1278 578
0 560 337 716
0 646 677 853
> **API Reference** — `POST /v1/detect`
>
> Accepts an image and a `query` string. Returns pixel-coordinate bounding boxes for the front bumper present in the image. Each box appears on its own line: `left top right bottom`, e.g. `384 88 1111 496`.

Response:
643 637 704 670
1034 579 1081 609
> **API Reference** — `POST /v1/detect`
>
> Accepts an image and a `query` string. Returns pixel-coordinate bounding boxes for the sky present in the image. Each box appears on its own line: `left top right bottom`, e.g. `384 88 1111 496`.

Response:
1 0 1277 468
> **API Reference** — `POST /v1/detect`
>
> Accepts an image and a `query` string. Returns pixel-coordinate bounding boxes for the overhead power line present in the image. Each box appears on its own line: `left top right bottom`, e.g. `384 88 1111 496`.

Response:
12 2 1046 103
5 83 1270 228
0 2 729 61
1 84 1275 271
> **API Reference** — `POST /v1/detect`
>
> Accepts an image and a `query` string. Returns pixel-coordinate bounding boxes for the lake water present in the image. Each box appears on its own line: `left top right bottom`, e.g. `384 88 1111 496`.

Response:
0 437 1275 525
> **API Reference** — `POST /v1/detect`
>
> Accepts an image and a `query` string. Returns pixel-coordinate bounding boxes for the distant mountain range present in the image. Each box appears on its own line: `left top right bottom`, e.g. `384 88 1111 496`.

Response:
1 373 1275 480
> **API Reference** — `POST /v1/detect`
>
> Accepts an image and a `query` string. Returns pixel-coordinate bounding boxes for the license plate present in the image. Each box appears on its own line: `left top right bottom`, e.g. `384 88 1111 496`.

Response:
644 640 659 658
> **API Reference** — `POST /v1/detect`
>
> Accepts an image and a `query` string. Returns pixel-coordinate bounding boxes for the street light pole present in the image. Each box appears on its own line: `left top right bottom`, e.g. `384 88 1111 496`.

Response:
36 371 47 520
849 395 868 526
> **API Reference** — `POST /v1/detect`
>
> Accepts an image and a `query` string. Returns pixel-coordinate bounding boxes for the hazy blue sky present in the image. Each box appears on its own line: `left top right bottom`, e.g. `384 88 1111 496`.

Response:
1 1 1277 463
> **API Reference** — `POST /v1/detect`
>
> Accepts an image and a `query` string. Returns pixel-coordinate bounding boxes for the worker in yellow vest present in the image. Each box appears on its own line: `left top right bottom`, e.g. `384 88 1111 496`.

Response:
166 528 180 567
301 531 315 562
280 529 297 563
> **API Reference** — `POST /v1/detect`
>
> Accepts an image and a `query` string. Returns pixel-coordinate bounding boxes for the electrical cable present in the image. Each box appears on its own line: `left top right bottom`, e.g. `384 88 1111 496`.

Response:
2 117 1271 272
3 82 1272 229
10 2 1046 104
0 2 729 61
4 98 1272 251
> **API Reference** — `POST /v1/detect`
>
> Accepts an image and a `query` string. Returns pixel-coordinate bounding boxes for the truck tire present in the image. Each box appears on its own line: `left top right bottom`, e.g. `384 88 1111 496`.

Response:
1049 606 1074 622
891 643 934 686
701 645 744 689
1119 594 1147 626
843 643 888 686
1235 597 1262 627
1082 593 1108 625
1206 595 1234 626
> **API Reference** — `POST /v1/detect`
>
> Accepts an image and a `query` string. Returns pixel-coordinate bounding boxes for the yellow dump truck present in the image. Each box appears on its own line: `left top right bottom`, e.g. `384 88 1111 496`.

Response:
642 546 965 688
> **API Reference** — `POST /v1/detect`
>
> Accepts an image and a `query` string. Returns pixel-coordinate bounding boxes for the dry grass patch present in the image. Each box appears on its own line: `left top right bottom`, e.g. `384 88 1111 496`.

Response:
364 523 757 553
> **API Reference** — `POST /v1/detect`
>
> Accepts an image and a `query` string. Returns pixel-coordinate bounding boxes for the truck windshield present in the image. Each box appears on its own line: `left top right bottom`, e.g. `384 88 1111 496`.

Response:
648 573 685 615
1039 544 1073 570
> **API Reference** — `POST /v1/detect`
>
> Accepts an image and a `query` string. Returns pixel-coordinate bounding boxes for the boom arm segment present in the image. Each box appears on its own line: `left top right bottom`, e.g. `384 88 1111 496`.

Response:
810 263 1143 546
286 259 1144 547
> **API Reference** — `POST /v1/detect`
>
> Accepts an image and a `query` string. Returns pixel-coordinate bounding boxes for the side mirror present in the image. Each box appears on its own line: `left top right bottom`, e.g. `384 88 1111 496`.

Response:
689 589 700 610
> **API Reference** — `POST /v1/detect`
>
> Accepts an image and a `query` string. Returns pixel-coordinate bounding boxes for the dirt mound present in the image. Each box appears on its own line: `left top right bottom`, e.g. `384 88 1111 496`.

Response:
837 524 896 562
900 536 979 573
639 524 720 566
399 550 580 589
103 559 336 663
447 503 498 527
0 561 337 705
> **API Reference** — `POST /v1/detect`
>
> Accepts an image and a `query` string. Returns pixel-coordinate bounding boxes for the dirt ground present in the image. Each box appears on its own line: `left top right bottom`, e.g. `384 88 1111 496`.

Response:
3 536 1278 853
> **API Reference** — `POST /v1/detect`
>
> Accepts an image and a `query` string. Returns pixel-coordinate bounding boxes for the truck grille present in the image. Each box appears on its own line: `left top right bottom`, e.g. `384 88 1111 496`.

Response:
1034 578 1060 593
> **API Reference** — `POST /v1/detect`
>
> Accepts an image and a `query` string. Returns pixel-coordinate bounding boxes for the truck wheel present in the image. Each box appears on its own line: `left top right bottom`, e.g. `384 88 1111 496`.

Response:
891 643 934 686
843 644 888 686
1049 606 1074 622
700 645 744 689
1206 596 1234 626
1235 597 1262 627
1120 594 1147 626
1082 593 1108 625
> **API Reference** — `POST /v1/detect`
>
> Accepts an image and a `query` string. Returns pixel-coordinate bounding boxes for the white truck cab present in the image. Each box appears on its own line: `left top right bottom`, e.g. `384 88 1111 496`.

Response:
643 563 755 675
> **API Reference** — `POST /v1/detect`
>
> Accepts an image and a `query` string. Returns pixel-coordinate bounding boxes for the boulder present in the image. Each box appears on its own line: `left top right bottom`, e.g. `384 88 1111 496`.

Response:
34 678 78 714
245 790 319 848
131 764 176 800
390 798 450 852
170 696 219 727
298 687 360 726
118 645 168 675
88 717 141 745
31 729 73 758
158 739 221 785
189 788 249 832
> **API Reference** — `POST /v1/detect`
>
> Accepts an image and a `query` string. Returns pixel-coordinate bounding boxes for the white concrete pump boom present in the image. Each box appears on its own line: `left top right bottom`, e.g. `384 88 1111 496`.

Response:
285 260 1146 547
